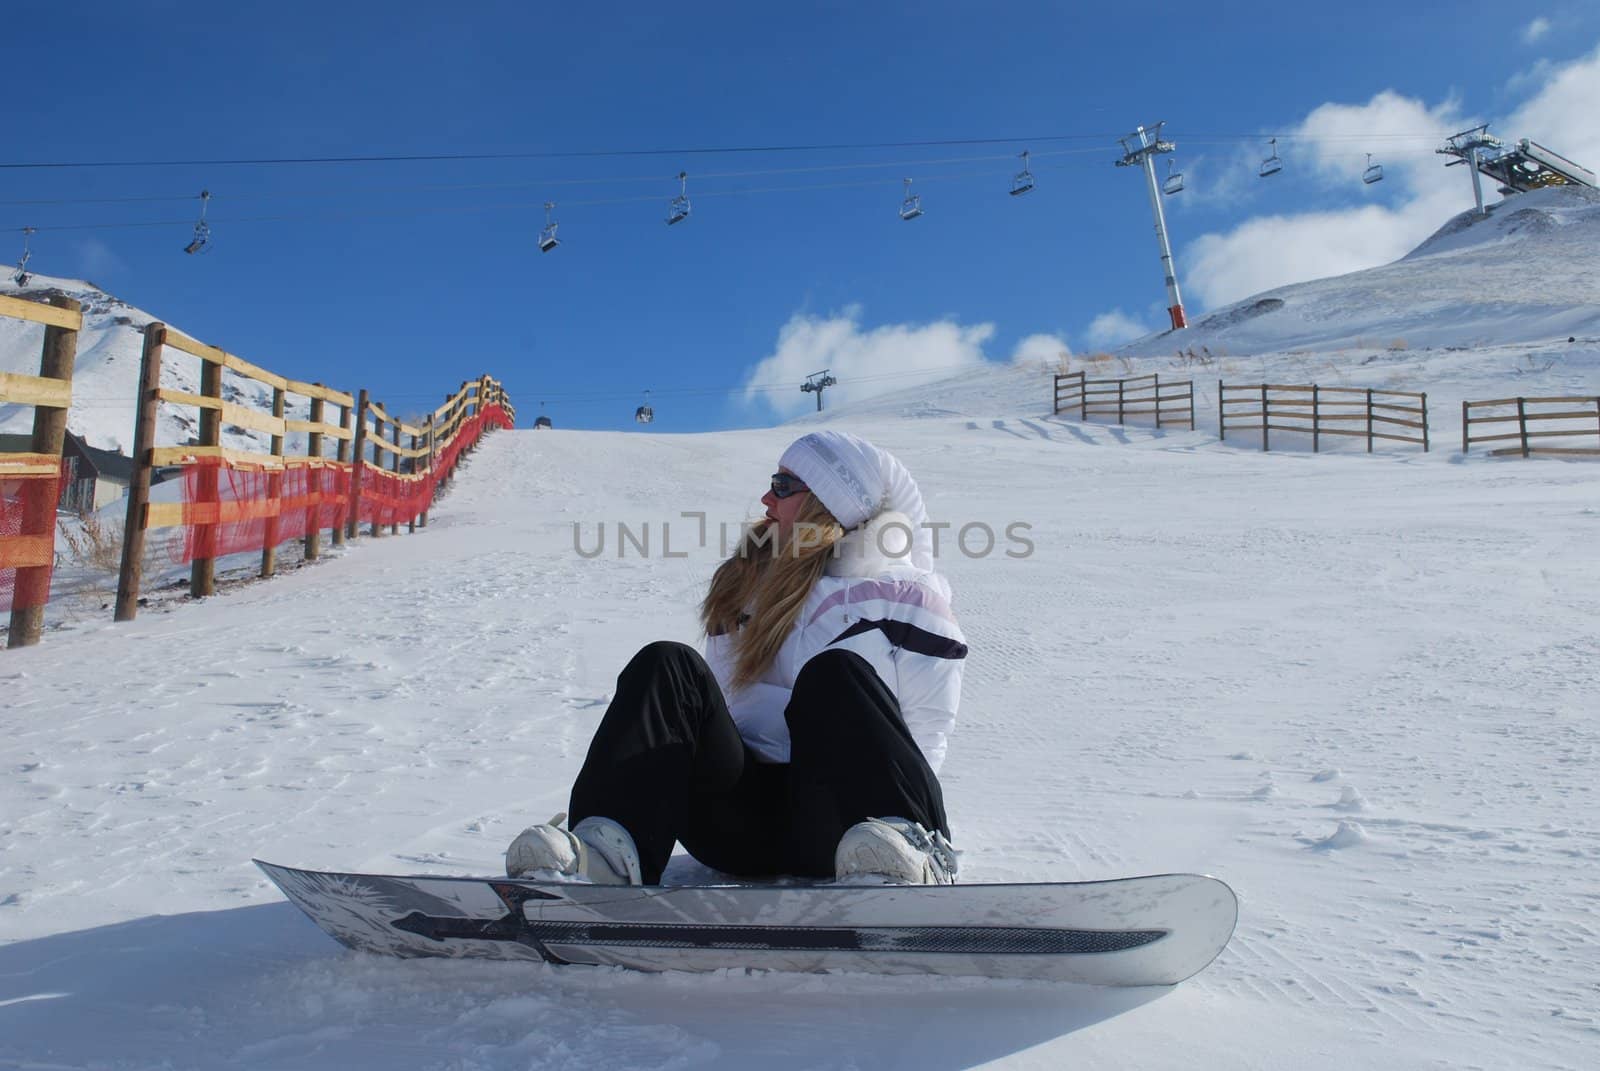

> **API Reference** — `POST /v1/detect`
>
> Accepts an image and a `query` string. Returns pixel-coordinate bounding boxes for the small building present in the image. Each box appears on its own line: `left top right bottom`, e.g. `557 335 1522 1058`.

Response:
0 431 136 513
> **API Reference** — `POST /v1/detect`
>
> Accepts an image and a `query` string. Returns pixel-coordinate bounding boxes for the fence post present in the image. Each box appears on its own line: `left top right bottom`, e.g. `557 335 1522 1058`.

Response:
370 404 386 538
407 425 419 534
1079 371 1087 420
260 386 286 578
1218 380 1225 441
390 416 402 536
1421 393 1429 453
1153 374 1162 429
1260 384 1269 452
305 389 325 561
1117 378 1126 425
1517 397 1530 458
1187 379 1194 431
114 322 165 623
348 389 368 539
420 414 434 528
1462 401 1469 454
333 399 351 546
7 295 81 647
1365 389 1375 454
190 357 222 598
1312 384 1321 453
1594 397 1600 452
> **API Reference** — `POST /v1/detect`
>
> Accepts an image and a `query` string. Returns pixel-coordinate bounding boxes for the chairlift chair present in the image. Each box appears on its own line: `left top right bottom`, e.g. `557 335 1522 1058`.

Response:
634 390 654 424
1163 159 1185 195
534 402 553 430
12 226 34 286
539 201 561 253
183 190 212 255
1362 154 1384 185
1010 151 1035 196
899 177 923 220
1259 138 1283 178
666 172 691 226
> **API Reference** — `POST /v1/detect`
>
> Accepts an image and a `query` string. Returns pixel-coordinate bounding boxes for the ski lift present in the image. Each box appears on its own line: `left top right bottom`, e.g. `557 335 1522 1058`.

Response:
1009 151 1035 196
899 177 923 220
183 190 212 255
1163 158 1185 195
1259 138 1283 178
533 401 553 430
665 172 690 226
539 201 561 253
634 389 654 424
12 226 34 286
1362 153 1384 185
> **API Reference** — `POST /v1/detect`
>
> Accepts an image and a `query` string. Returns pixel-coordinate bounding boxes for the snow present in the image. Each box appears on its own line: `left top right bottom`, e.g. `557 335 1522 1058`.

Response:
3 188 1599 1068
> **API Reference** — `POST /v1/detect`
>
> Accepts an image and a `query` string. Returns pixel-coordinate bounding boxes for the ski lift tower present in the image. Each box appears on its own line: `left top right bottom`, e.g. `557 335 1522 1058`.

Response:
1437 124 1503 218
800 368 837 412
1115 122 1187 331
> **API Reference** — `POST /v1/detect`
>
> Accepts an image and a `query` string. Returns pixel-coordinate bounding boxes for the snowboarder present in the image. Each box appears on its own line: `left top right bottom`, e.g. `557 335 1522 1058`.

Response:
507 430 968 886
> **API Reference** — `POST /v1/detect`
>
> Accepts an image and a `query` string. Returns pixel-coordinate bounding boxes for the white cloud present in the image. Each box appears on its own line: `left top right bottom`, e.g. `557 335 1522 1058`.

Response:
1523 17 1551 44
741 307 996 420
1179 45 1600 311
1008 332 1071 366
1084 309 1152 350
1502 42 1600 176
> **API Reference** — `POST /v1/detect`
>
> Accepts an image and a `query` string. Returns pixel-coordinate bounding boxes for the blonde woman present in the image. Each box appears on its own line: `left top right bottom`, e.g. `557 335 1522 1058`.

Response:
507 430 968 886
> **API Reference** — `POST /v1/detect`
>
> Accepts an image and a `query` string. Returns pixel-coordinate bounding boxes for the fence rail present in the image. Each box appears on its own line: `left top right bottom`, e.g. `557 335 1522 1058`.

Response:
1053 371 1195 430
1462 395 1600 457
1219 382 1429 453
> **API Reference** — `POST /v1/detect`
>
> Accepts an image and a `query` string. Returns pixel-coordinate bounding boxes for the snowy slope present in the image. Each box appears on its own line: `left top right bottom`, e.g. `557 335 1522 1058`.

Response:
3 413 1597 1069
0 272 281 454
1118 185 1600 357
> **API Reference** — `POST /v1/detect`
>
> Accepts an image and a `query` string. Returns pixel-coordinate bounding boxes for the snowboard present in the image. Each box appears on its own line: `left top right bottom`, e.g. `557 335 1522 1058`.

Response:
256 860 1237 986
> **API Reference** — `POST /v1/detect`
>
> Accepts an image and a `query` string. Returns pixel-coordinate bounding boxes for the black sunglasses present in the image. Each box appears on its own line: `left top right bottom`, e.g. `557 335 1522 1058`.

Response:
770 472 809 499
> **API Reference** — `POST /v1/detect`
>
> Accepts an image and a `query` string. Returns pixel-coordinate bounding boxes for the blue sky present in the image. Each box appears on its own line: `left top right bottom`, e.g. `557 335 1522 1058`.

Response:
7 1 1599 431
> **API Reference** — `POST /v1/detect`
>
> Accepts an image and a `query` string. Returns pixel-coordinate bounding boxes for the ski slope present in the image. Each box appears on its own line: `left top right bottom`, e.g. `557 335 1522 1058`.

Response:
3 408 1597 1069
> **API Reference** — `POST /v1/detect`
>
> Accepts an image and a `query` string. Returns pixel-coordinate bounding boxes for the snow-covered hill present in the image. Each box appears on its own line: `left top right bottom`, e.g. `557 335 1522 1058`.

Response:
0 273 281 454
1121 185 1600 357
4 416 1597 1070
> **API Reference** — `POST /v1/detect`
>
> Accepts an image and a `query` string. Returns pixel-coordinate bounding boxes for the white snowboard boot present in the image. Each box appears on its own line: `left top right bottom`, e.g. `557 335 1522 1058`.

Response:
505 812 643 885
834 817 958 885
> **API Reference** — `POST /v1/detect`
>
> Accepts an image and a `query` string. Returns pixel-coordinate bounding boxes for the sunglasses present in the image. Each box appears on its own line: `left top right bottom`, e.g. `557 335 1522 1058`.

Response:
770 472 809 499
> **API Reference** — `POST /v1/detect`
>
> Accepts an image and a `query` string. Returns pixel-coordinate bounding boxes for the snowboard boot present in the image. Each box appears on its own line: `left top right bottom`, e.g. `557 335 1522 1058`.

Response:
834 817 958 885
505 812 643 885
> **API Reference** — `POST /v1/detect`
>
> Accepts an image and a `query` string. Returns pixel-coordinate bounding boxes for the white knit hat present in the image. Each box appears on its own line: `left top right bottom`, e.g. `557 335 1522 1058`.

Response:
779 430 890 530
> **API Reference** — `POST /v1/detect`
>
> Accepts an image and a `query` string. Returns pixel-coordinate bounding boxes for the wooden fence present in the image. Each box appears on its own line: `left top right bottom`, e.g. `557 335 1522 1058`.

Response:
112 318 512 622
1219 382 1429 453
1053 371 1195 430
1461 396 1600 457
0 294 81 646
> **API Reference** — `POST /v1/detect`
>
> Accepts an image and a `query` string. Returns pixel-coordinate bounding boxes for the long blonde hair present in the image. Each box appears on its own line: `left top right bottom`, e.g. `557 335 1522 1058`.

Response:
700 495 845 689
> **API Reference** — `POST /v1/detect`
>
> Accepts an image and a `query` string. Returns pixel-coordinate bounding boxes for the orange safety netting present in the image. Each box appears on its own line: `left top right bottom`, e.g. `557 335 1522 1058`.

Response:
173 404 512 564
0 462 66 614
179 459 352 564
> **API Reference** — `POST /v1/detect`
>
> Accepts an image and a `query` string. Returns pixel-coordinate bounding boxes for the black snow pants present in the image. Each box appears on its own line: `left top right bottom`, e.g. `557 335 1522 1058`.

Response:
568 640 949 885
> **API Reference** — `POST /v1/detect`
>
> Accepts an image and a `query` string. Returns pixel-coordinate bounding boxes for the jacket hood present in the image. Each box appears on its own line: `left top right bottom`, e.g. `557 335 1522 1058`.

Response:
825 510 930 579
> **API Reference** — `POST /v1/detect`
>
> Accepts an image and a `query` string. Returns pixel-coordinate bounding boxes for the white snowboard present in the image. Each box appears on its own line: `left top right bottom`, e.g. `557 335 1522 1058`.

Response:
257 860 1237 986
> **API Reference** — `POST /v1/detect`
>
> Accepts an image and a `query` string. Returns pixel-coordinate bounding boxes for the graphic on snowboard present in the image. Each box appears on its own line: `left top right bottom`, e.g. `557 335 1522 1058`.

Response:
257 859 1237 985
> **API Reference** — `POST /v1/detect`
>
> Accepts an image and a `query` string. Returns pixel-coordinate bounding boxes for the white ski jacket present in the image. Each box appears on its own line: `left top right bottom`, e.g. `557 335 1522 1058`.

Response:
704 510 968 773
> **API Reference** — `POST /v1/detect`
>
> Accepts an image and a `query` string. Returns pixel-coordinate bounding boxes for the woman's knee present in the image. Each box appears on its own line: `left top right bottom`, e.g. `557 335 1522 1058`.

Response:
623 640 707 676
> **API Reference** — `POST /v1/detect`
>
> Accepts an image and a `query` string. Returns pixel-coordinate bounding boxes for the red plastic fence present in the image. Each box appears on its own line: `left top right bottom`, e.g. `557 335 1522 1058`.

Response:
0 464 66 613
179 460 351 563
172 402 513 564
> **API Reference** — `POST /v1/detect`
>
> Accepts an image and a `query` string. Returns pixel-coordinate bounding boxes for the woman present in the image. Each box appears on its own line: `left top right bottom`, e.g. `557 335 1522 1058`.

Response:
506 429 968 885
